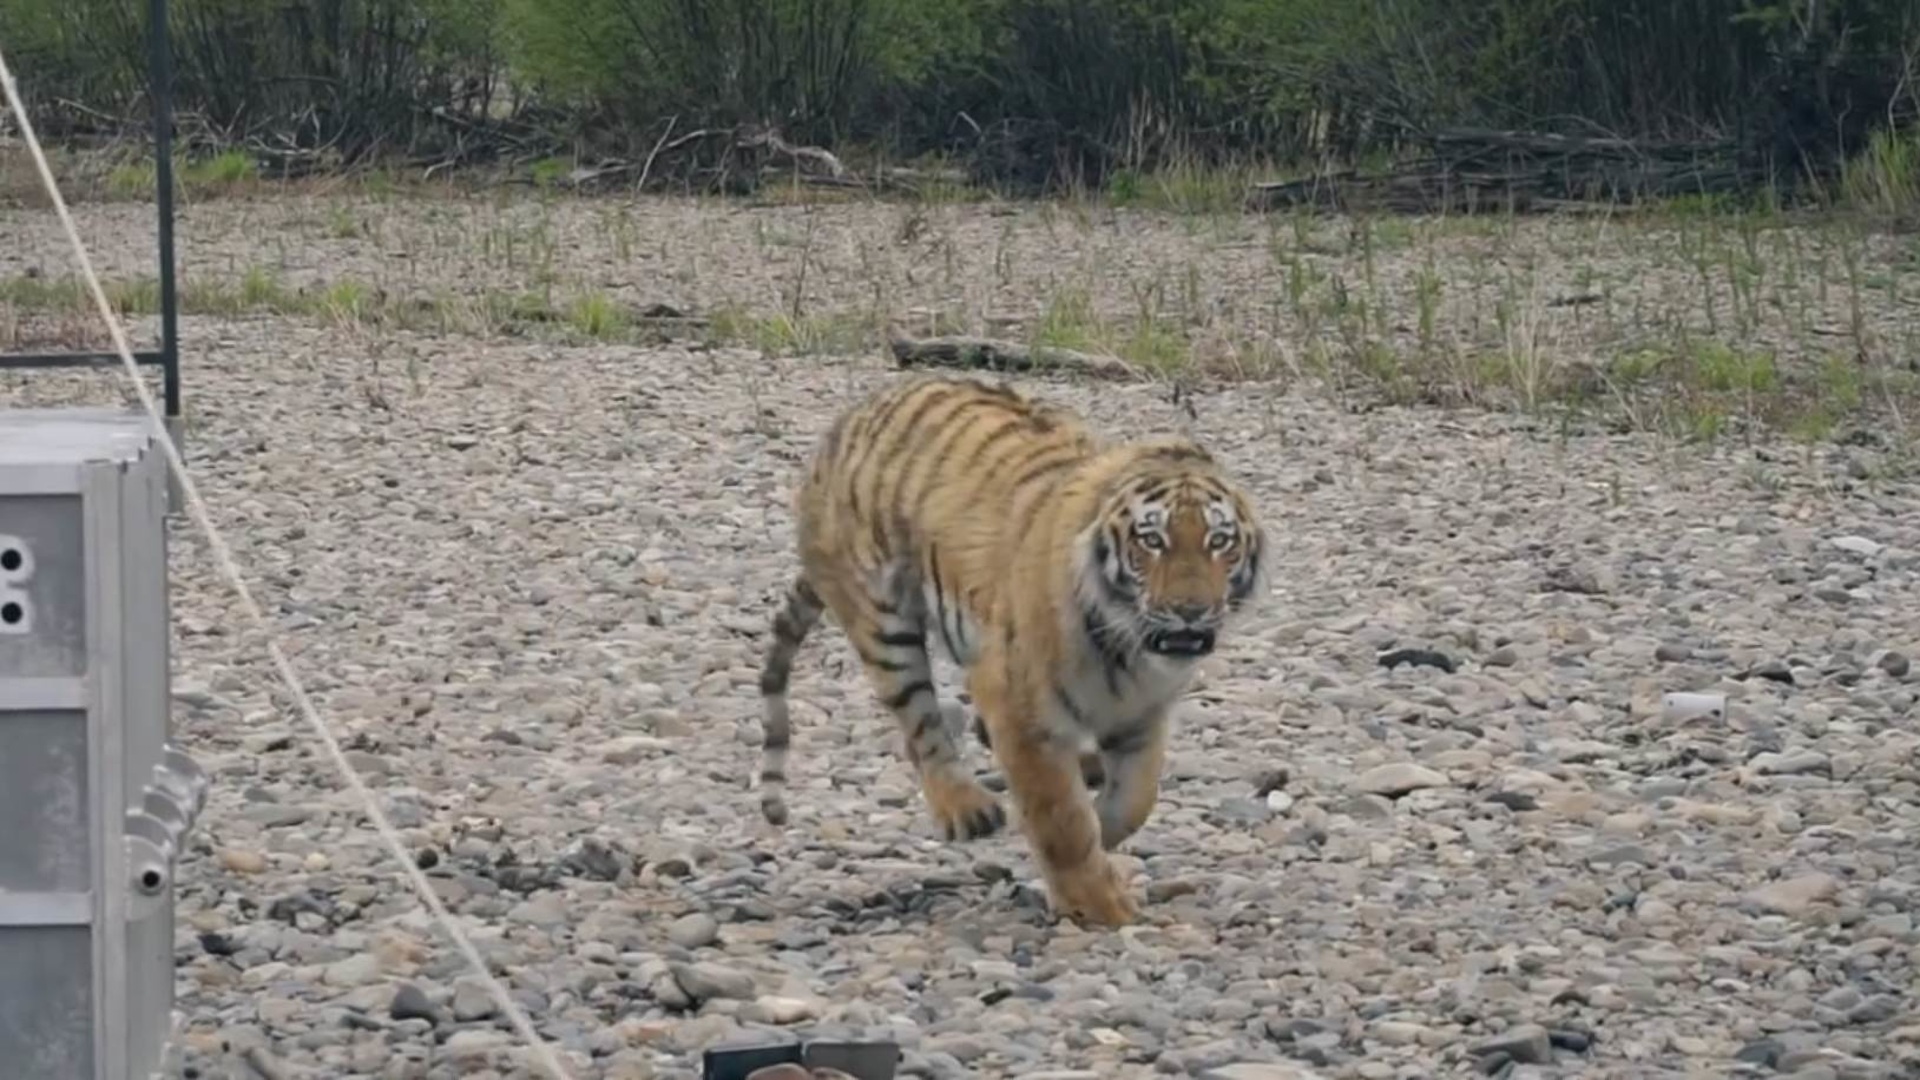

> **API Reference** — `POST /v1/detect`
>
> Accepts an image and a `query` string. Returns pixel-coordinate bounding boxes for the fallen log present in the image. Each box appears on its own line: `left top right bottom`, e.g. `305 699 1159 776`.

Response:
779 165 972 195
1249 126 1766 215
1427 126 1735 160
889 335 1140 382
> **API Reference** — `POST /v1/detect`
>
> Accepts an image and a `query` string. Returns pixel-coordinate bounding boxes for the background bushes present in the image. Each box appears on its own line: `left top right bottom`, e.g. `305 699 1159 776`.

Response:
3 0 1916 196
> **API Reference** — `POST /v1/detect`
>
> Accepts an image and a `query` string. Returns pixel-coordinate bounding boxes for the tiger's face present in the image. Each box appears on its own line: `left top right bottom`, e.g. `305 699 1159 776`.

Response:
1084 470 1266 659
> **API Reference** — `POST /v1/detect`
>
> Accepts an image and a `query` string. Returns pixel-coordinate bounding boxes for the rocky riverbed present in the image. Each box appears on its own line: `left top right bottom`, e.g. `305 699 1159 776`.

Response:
1 194 1917 1080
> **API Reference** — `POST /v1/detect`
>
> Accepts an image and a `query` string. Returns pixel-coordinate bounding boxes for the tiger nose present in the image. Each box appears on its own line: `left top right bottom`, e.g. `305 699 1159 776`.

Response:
1170 603 1211 625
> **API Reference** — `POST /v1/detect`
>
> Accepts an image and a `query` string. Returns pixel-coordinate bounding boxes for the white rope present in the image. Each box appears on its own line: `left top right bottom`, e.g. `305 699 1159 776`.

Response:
0 47 575 1080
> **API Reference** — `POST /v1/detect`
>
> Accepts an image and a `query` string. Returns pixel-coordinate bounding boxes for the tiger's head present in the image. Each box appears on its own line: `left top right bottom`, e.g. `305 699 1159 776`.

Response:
1076 442 1268 660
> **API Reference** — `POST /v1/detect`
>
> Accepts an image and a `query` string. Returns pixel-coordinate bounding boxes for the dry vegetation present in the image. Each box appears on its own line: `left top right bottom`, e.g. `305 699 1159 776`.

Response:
4 150 1920 447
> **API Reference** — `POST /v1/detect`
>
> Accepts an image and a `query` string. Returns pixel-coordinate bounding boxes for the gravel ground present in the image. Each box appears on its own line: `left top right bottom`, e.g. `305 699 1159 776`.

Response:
2 194 1920 1080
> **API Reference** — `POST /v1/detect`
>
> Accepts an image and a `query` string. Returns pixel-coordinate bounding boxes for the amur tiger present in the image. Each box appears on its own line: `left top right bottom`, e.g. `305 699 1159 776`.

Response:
755 374 1267 927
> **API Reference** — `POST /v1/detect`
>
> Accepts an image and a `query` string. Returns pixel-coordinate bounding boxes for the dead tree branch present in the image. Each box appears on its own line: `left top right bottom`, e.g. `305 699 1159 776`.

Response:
1250 126 1768 214
889 335 1141 382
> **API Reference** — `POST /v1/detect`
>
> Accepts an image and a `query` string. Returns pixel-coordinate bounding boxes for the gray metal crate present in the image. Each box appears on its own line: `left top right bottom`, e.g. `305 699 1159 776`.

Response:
0 408 206 1080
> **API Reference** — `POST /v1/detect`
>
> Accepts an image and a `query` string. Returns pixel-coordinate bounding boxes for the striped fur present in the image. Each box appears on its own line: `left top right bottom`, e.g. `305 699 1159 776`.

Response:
756 374 1267 927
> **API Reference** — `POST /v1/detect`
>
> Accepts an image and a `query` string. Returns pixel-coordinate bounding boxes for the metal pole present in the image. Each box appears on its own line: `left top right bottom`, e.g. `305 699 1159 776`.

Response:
149 0 179 422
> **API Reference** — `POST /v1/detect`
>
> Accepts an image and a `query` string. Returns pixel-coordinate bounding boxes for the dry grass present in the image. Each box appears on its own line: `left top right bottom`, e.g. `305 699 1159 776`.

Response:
3 145 1919 445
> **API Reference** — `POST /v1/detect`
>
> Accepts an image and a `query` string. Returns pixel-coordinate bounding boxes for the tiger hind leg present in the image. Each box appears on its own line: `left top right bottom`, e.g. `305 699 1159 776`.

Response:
858 563 1005 841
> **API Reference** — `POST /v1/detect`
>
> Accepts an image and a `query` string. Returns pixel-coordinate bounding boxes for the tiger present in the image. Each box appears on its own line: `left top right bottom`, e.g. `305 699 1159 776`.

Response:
754 373 1268 927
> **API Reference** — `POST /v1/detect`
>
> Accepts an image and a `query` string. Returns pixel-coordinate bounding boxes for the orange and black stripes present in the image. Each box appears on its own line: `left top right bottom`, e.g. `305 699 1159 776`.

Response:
752 373 1268 928
756 375 1099 839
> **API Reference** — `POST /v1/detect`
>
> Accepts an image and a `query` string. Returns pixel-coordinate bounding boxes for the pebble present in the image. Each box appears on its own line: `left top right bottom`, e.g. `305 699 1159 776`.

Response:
240 805 313 828
668 912 722 949
443 1029 509 1061
387 982 439 1023
1751 749 1831 776
451 979 499 1022
1473 1023 1554 1065
1748 874 1843 917
320 954 383 987
739 995 822 1024
1353 763 1450 798
1367 1021 1430 1046
670 961 756 1002
1832 535 1884 557
216 848 269 874
1200 1066 1328 1080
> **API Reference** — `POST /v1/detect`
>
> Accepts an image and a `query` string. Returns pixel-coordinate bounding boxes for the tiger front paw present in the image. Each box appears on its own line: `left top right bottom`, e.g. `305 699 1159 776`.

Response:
925 774 1007 841
1045 853 1139 928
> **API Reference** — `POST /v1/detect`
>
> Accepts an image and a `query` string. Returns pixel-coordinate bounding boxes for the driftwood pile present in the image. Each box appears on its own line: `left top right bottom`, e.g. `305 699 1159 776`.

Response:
1250 127 1767 214
573 122 1769 211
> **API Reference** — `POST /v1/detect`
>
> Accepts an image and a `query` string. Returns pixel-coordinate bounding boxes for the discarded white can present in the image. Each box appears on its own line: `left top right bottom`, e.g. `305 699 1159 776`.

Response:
1662 691 1727 723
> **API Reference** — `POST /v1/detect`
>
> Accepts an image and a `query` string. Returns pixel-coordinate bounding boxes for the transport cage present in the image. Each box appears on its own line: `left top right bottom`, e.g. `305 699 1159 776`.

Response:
0 408 206 1080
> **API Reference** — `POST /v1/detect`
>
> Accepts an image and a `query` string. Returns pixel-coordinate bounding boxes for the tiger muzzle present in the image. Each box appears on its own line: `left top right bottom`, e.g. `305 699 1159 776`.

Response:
1146 625 1216 657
